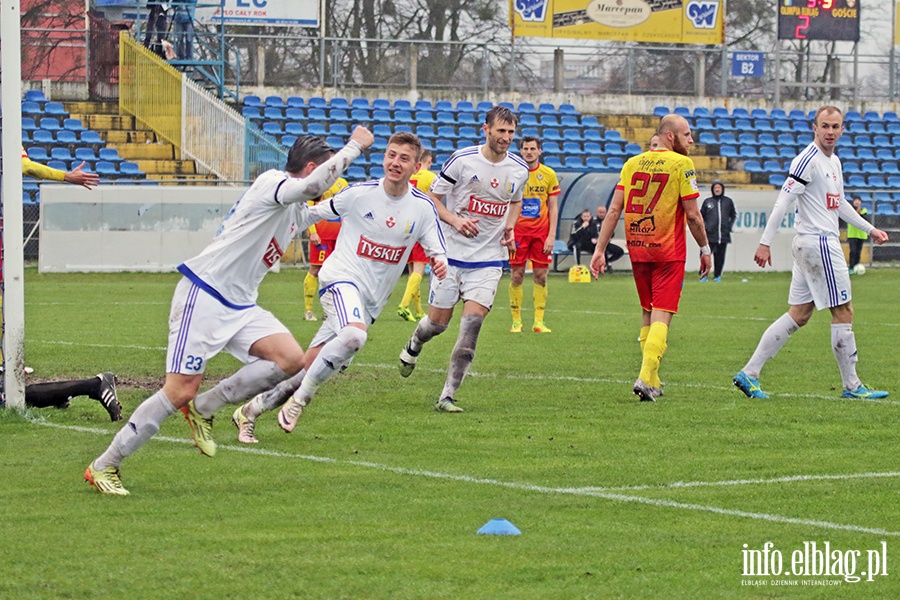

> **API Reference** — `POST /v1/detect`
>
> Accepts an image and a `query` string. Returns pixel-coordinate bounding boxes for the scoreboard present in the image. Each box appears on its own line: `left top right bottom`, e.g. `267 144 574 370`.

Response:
777 0 860 42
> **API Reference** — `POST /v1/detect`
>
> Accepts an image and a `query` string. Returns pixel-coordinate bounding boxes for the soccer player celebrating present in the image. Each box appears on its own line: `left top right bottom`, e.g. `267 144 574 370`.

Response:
397 106 529 413
508 136 560 333
397 149 437 322
84 128 374 495
591 114 711 402
733 106 889 400
231 133 447 440
303 177 349 321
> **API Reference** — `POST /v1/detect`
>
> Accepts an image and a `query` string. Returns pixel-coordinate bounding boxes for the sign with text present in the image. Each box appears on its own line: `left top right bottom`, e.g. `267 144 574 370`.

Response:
511 0 724 45
732 52 764 77
198 0 319 27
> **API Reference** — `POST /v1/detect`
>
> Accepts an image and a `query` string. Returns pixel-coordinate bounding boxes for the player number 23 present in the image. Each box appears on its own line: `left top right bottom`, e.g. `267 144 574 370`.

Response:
625 172 669 215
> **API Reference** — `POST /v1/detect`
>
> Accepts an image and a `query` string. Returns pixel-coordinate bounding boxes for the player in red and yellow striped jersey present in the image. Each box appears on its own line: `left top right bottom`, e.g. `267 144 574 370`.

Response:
303 177 349 320
592 115 711 402
508 136 560 333
397 150 436 321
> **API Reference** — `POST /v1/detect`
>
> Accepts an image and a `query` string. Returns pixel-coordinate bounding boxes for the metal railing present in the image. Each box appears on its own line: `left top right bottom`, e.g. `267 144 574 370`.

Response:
244 124 287 180
182 76 246 181
119 32 183 152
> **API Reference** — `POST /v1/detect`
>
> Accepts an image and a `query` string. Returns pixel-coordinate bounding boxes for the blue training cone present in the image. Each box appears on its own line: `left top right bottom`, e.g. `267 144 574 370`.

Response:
477 518 521 535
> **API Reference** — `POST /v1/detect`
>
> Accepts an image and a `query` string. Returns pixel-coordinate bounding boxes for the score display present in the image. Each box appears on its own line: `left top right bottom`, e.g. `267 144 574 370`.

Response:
777 0 860 42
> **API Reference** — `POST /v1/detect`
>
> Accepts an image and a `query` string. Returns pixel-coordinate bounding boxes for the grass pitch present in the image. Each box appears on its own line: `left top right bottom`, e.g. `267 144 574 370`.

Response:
1 266 898 599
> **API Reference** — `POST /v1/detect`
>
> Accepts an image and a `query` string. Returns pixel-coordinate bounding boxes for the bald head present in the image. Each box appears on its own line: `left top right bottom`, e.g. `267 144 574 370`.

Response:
656 114 693 156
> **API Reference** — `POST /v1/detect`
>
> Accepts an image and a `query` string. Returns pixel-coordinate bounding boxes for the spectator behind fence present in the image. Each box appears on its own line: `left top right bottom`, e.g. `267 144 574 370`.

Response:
143 2 169 58
173 0 197 60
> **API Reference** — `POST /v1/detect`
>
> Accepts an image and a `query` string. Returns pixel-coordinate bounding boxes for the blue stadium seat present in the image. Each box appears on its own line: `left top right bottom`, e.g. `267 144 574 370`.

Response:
458 126 478 140
456 101 475 113
95 161 118 177
21 117 38 131
24 89 47 103
394 110 415 124
562 141 583 155
542 141 561 155
497 101 515 111
98 148 122 163
698 132 717 145
558 104 577 115
434 139 455 153
120 161 145 178
436 112 455 125
563 156 586 170
607 156 625 170
883 111 900 123
768 174 786 187
286 96 305 109
262 122 283 136
80 131 103 145
739 146 759 158
434 100 454 113
394 124 413 134
537 103 557 115
856 147 875 160
584 142 603 155
720 145 738 158
718 132 737 145
283 108 304 122
693 107 711 118
731 108 750 119
888 175 900 188
347 165 367 180
770 109 788 120
436 125 457 140
372 98 391 111
603 142 625 156
39 117 61 131
695 117 714 131
844 110 862 122
32 129 55 146
787 110 806 121
776 133 796 146
284 122 304 136
543 156 563 169
307 97 328 109
673 107 691 117
562 128 583 142
306 107 330 122
872 135 890 147
847 122 867 134
280 135 297 149
581 116 600 129
559 115 580 128
519 114 539 127
242 107 262 120
47 159 69 171
329 98 350 110
624 143 641 155
62 118 85 132
372 110 392 124
773 120 792 133
758 133 776 146
867 123 887 135
755 120 774 133
653 106 669 118
262 107 284 121
762 160 781 173
846 175 866 188
370 166 385 178
56 130 78 145
540 115 560 128
350 98 370 110
843 162 861 174
44 102 67 117
744 160 762 173
264 96 286 109
777 147 795 159
583 129 603 143
868 175 888 188
711 107 729 119
861 161 880 174
416 125 436 139
326 136 344 148
750 108 768 119
307 123 327 136
714 118 734 131
738 133 757 145
26 146 50 161
457 112 478 126
796 133 813 145
791 121 810 132
21 101 43 116
759 147 778 159
585 157 605 170
415 111 435 124
543 128 562 142
603 130 624 142
329 109 350 123
370 137 388 152
243 95 263 107
329 123 351 137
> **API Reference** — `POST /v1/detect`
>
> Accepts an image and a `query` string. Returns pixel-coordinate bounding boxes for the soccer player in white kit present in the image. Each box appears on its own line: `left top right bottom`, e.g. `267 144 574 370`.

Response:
397 106 529 413
229 132 448 440
84 128 374 495
733 106 889 400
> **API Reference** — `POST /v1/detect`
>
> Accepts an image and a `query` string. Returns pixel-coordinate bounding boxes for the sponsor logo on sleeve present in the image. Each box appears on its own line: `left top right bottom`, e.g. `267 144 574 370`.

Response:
263 237 284 268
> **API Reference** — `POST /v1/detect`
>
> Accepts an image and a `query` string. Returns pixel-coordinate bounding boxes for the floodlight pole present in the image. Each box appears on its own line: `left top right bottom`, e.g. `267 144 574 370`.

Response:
1 0 27 409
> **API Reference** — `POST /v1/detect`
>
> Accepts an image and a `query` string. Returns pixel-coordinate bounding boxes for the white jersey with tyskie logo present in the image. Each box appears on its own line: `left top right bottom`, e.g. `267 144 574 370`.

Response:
782 142 846 238
316 179 447 318
176 142 361 307
431 145 528 266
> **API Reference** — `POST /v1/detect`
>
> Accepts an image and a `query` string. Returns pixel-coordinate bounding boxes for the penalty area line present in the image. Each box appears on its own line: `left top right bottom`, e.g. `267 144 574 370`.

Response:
33 419 899 537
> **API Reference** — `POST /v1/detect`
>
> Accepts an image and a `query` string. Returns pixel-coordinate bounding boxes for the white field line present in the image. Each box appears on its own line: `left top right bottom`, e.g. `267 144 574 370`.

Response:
34 419 899 537
24 339 900 406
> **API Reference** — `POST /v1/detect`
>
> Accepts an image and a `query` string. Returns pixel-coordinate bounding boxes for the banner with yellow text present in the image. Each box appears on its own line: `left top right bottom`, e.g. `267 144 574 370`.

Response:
511 0 724 45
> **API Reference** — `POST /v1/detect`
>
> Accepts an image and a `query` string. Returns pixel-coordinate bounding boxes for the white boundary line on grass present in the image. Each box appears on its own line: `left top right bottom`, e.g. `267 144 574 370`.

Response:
24 338 900 406
33 419 900 537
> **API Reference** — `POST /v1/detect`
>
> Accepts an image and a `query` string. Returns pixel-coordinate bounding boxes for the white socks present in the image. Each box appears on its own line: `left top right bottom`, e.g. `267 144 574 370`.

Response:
831 323 862 390
94 390 176 469
743 313 799 378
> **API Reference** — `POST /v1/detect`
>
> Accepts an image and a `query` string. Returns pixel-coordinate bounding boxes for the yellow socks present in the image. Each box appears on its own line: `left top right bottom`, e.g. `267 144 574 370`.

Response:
533 284 548 324
400 271 422 310
639 325 650 351
639 321 668 389
509 283 523 323
303 272 318 312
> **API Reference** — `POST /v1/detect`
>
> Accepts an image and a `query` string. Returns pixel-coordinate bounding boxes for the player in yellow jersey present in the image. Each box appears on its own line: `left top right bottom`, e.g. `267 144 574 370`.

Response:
508 136 560 333
397 149 436 321
591 115 711 401
303 177 349 320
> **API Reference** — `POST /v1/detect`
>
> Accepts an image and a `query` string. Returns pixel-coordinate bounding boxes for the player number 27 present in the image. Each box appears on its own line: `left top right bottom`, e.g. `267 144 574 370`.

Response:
625 172 669 214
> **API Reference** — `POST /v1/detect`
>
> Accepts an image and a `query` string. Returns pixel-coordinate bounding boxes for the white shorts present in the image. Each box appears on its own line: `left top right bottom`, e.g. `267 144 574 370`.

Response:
166 278 290 374
308 282 372 348
428 264 503 310
788 235 852 310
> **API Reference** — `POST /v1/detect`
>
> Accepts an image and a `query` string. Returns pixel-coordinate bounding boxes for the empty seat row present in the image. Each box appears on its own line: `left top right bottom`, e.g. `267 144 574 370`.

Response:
21 100 68 118
26 146 122 163
658 106 900 123
243 95 578 116
24 129 103 146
